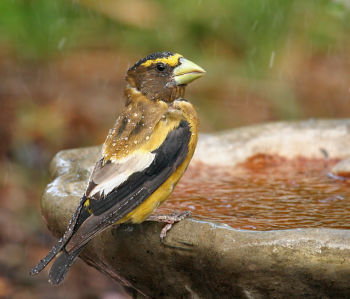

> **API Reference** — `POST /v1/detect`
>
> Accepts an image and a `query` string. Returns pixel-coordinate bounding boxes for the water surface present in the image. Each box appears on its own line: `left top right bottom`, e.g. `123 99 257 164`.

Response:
159 154 350 231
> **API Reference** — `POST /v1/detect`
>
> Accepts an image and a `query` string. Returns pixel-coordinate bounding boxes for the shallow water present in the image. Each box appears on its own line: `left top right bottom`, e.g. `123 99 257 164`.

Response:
158 154 350 231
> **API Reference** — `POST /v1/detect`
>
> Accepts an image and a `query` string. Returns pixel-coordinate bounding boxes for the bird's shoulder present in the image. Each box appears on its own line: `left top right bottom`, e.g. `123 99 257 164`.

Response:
102 95 168 161
85 96 193 201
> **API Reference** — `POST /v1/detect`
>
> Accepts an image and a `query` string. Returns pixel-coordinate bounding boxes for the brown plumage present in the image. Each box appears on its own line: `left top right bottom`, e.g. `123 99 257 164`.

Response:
30 51 205 285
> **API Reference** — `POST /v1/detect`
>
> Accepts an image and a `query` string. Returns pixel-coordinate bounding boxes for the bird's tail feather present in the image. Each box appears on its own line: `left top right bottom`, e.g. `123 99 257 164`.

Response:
30 195 87 276
49 246 85 285
30 237 66 276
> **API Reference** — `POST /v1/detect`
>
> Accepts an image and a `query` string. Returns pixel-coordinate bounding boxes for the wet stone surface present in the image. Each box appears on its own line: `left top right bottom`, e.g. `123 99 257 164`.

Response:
42 119 350 298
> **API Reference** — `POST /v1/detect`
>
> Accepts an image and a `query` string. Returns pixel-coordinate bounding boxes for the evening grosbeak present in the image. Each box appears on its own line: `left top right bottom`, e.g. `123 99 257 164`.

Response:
30 52 205 284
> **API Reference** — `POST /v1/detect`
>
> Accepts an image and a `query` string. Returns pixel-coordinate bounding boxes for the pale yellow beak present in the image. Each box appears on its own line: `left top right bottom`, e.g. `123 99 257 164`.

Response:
173 57 206 85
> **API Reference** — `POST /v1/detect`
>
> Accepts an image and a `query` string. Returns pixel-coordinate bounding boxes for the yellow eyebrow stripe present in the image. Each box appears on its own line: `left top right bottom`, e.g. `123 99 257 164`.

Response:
141 53 183 68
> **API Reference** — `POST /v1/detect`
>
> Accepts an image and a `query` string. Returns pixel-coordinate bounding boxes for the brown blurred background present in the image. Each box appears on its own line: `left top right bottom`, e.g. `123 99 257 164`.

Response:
0 0 349 298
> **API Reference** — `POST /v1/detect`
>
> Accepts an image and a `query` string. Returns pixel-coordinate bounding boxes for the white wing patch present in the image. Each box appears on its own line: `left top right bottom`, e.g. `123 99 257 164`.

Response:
87 152 155 198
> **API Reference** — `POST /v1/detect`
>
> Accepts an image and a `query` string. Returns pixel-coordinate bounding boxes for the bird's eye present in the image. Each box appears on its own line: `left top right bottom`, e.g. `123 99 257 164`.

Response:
156 62 166 72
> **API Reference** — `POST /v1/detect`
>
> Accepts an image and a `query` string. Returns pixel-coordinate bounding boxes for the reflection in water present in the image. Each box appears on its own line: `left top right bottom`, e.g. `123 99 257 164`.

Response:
158 154 350 231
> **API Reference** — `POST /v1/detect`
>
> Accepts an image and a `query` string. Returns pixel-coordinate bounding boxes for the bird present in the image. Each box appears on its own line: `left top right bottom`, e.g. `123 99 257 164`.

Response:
30 51 205 285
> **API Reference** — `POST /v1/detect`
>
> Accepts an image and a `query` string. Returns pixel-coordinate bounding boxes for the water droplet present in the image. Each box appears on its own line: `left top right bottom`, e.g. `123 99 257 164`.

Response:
134 113 138 117
134 140 138 144
146 136 150 140
251 20 258 31
269 51 275 68
58 37 66 50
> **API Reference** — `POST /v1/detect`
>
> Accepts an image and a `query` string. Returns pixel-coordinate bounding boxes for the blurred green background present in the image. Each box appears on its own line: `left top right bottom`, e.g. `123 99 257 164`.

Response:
0 0 349 298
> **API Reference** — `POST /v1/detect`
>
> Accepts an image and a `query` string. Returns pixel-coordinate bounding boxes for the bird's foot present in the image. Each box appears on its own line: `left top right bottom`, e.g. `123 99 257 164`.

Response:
147 211 192 240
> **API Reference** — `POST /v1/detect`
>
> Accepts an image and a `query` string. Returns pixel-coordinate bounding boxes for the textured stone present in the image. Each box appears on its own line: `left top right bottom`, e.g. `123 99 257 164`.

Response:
195 119 350 166
42 120 350 298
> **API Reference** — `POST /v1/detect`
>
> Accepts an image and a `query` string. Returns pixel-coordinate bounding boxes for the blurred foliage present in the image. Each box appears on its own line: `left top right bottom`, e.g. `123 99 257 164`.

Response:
0 0 350 298
0 0 81 59
1 0 349 121
1 0 349 65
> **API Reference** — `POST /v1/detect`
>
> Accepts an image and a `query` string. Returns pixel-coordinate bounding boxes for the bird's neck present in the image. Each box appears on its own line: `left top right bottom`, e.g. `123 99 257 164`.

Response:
124 85 146 105
169 85 186 102
124 84 186 103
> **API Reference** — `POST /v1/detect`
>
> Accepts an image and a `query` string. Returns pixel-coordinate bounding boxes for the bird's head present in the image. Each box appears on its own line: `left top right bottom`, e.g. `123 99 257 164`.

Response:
126 52 205 102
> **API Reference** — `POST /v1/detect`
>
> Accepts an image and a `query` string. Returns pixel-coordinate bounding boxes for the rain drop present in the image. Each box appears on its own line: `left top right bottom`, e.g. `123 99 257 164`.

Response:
269 51 275 68
58 37 66 50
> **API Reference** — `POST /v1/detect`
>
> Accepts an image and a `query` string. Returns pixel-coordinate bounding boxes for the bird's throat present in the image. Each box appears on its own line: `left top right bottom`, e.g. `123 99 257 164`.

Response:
125 85 186 103
170 85 186 102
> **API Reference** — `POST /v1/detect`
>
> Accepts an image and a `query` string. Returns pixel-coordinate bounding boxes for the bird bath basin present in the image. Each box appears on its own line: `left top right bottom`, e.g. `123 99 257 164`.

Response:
161 155 350 231
41 119 350 298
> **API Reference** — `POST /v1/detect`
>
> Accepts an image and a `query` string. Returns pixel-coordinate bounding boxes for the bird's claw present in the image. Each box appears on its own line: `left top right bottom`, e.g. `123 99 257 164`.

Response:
147 211 192 240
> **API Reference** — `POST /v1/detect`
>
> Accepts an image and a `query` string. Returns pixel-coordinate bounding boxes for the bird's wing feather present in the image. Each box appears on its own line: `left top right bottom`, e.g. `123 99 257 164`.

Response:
65 119 191 253
86 152 155 200
84 95 168 200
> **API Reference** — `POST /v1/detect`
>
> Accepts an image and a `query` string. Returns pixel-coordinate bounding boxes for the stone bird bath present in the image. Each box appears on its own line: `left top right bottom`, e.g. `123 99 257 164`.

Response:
41 120 350 298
